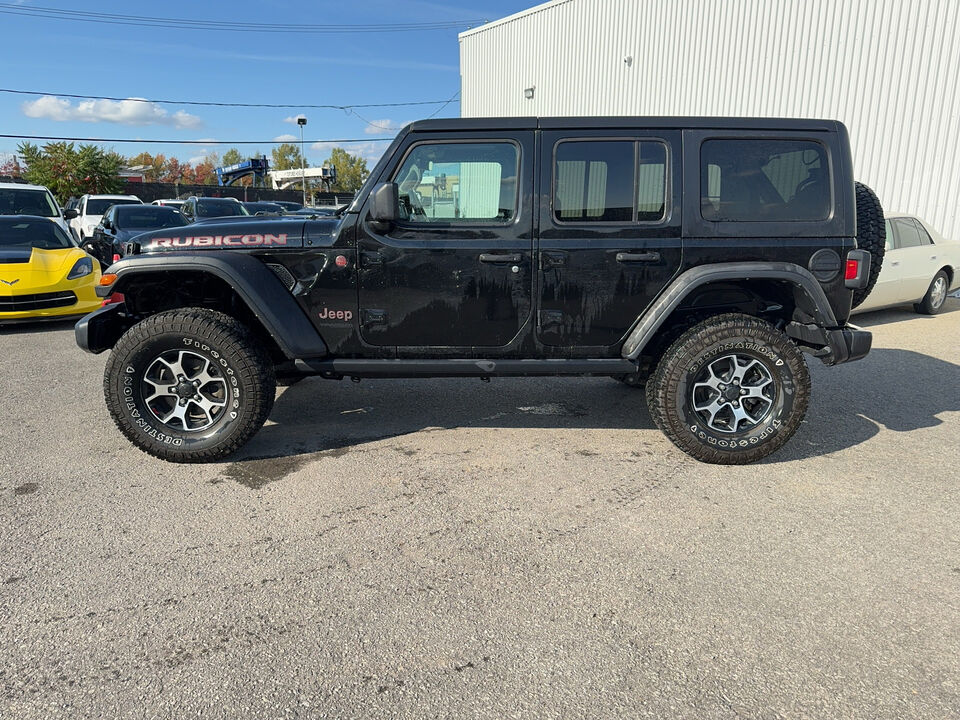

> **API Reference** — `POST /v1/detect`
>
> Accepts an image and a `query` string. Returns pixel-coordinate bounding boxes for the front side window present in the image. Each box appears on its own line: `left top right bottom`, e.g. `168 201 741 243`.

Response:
553 140 667 223
701 139 831 222
392 141 519 223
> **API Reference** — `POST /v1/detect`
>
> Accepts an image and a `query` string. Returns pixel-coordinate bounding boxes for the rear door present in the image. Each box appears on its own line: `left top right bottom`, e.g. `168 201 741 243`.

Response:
892 217 934 300
536 130 682 351
356 132 534 350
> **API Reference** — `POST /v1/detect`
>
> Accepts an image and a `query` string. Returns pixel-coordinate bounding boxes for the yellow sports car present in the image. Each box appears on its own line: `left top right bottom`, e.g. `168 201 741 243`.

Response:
0 215 102 322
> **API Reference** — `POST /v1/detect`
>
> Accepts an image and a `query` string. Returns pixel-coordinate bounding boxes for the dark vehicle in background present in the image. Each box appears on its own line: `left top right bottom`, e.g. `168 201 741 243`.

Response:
292 206 340 217
82 204 189 268
242 201 285 215
79 116 884 466
179 196 250 222
271 200 302 212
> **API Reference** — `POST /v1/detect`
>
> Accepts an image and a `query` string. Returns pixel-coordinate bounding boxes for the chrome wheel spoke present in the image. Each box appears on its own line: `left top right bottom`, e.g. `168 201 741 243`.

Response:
142 349 229 433
690 352 776 434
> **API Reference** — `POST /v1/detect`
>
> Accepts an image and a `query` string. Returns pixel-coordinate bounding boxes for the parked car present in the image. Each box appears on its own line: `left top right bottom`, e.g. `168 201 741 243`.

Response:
242 201 285 215
0 181 75 237
179 196 249 222
83 204 189 268
151 199 185 210
852 214 960 315
80 116 881 465
271 200 303 212
69 194 142 242
0 215 101 322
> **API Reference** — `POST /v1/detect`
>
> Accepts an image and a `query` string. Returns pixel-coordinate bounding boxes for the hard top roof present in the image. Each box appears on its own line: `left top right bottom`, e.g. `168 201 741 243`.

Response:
405 116 842 132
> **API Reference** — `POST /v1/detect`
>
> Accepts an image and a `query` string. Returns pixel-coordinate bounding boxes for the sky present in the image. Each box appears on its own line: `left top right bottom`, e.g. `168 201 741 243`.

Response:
0 0 536 169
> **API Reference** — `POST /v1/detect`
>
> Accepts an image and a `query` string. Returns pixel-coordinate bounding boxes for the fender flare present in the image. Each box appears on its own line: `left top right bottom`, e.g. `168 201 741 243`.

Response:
620 261 840 359
105 252 328 359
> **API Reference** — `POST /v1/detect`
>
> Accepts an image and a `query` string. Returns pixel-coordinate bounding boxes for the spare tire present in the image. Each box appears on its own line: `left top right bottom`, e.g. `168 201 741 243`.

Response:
852 182 886 308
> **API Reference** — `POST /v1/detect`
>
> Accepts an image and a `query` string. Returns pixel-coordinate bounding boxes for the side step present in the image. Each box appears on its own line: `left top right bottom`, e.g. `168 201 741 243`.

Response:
293 357 638 378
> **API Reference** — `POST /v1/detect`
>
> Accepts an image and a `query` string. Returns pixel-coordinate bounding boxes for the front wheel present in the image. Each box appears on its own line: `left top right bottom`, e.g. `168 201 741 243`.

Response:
103 308 276 462
645 313 811 464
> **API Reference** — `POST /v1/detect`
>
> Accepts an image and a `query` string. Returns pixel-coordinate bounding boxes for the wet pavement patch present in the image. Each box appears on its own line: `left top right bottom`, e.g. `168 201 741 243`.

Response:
14 483 38 496
223 455 312 490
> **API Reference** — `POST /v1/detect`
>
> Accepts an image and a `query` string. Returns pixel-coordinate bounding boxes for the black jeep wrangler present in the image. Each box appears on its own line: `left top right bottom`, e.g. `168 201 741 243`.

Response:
77 117 884 465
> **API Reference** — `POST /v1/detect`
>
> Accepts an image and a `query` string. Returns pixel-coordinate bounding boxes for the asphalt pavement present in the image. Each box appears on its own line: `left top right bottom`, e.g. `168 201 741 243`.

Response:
2 300 959 719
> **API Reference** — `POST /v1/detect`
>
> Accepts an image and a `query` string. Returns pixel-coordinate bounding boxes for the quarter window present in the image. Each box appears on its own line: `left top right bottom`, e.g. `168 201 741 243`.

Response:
392 142 519 223
701 139 831 222
553 140 667 223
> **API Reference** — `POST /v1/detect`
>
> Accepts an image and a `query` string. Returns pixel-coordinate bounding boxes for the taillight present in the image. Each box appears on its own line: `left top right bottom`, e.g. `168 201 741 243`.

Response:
101 292 125 307
844 259 859 281
112 253 121 263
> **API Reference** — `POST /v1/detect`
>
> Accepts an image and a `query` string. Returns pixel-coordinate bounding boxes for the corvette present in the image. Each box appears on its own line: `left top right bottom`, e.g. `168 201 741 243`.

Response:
0 215 102 322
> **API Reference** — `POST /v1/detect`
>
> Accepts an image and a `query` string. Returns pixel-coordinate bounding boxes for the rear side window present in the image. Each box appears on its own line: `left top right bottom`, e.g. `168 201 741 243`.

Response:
554 140 667 223
893 218 924 248
392 141 519 223
701 139 830 222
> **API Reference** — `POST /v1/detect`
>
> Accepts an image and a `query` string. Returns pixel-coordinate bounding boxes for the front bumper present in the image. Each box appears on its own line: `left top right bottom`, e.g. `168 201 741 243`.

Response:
75 302 133 354
786 322 872 366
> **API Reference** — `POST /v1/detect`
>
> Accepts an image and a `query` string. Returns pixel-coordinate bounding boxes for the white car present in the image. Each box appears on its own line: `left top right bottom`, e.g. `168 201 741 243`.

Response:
853 213 960 315
70 194 142 241
0 180 75 237
151 199 185 209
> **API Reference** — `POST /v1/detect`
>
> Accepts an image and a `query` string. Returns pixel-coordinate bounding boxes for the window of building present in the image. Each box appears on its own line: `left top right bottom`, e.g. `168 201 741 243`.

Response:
701 139 830 222
554 140 666 223
392 142 519 223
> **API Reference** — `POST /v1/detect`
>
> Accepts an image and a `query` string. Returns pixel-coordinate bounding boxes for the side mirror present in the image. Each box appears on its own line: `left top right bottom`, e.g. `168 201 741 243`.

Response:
101 219 112 230
63 208 78 220
369 182 399 223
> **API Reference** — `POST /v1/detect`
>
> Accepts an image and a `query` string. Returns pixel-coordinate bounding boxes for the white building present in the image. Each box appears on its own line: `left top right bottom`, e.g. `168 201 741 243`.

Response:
459 0 960 242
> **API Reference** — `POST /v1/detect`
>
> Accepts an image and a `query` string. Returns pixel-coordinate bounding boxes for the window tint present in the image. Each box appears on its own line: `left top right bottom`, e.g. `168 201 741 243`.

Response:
0 188 59 217
392 142 518 223
86 198 138 215
701 139 830 222
893 218 923 248
116 206 189 229
0 218 73 249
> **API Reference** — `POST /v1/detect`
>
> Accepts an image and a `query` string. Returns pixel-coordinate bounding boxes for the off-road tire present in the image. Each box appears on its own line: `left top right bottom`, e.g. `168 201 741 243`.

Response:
853 182 886 308
917 270 950 315
645 313 810 464
104 308 276 463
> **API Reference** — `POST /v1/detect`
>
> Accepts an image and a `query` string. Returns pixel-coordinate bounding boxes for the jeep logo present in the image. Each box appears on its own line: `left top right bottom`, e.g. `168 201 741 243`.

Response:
318 307 353 321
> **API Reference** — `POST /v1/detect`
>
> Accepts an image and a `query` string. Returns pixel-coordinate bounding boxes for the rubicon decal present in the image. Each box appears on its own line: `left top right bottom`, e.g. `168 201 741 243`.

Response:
146 234 289 249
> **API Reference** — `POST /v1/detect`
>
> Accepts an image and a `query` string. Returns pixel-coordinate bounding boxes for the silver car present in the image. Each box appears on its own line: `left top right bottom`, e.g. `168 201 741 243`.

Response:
853 214 960 315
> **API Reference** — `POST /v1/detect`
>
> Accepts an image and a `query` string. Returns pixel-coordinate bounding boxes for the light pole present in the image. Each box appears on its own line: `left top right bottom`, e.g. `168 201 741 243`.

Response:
296 115 307 207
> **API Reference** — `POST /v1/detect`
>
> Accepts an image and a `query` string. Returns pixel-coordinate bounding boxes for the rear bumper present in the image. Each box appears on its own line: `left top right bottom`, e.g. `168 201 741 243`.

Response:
786 321 872 366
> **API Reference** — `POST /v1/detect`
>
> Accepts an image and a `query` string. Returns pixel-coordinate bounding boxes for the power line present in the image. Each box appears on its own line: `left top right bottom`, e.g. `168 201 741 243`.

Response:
0 87 462 111
0 4 486 34
0 134 396 145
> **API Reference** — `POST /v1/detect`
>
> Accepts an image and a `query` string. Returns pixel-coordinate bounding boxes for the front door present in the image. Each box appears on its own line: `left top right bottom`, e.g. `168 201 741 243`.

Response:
536 131 683 351
357 133 534 350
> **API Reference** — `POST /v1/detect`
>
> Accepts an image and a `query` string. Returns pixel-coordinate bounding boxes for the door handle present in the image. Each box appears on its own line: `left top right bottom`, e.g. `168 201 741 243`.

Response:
479 253 523 263
361 251 384 266
616 251 661 263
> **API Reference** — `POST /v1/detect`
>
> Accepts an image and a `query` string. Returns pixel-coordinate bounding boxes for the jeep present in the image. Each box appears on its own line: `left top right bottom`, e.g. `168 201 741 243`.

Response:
76 117 884 464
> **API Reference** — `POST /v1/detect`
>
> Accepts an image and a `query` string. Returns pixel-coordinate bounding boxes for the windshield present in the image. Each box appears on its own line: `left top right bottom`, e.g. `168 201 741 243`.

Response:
0 218 74 249
197 200 249 218
0 188 59 218
86 198 139 215
116 207 188 230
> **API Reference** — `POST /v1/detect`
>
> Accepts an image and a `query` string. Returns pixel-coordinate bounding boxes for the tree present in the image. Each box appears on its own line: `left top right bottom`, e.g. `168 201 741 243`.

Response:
221 148 243 167
126 151 167 182
324 147 369 193
272 143 305 172
17 141 124 202
0 155 23 178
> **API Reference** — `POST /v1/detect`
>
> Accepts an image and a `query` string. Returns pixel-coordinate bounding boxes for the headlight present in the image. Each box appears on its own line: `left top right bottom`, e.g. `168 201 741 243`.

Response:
67 257 93 280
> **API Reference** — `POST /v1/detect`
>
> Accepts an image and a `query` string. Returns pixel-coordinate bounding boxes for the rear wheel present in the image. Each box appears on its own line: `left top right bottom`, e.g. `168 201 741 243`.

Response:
646 313 810 464
917 271 949 315
104 308 275 462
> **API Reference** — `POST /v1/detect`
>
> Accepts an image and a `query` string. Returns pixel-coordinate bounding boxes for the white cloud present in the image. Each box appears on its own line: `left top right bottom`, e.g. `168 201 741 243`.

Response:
273 133 298 142
311 140 392 166
283 115 308 125
21 96 202 129
363 118 408 136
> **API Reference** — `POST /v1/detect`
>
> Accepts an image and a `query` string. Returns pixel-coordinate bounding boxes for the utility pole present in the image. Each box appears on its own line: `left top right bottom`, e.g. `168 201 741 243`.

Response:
296 115 308 207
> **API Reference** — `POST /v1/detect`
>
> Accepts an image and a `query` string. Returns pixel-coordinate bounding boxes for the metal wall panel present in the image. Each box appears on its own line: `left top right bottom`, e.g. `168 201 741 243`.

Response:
459 0 960 244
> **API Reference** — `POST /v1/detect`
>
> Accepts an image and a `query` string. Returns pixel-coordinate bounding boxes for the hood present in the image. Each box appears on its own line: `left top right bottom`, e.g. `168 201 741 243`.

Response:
0 246 84 274
132 217 341 253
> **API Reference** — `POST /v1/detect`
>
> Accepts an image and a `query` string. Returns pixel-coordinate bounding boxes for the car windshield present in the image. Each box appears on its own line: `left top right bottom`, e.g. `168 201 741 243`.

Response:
197 200 249 217
115 207 188 230
0 188 59 217
0 218 74 249
87 198 139 215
